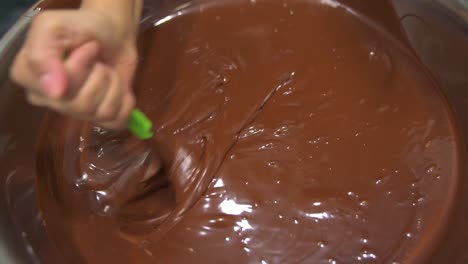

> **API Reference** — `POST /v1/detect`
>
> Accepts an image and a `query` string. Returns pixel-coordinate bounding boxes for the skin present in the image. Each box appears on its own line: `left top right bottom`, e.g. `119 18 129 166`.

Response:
10 0 143 129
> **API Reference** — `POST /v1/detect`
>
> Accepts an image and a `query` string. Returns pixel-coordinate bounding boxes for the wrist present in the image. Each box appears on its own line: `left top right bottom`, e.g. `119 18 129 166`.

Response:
80 0 143 41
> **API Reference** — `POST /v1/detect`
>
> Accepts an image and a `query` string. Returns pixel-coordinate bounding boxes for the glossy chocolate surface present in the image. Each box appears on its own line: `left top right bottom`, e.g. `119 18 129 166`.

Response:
1 0 468 263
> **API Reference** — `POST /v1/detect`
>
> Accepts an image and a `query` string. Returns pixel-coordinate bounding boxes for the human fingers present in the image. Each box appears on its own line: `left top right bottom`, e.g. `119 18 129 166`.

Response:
49 63 109 118
100 93 135 130
64 41 100 97
94 69 125 123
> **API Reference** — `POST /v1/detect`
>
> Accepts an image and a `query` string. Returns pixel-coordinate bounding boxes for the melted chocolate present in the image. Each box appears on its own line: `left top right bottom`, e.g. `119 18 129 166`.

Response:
1 0 467 263
34 1 460 263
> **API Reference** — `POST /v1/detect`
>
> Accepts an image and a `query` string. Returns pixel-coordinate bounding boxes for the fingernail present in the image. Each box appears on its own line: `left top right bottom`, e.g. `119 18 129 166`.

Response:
40 73 61 98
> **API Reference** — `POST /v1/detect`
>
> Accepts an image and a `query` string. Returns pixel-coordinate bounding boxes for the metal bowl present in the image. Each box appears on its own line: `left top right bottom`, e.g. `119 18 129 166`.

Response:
0 0 467 263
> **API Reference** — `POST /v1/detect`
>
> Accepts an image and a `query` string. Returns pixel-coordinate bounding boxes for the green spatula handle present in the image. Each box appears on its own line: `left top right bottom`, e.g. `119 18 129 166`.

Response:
128 109 154 140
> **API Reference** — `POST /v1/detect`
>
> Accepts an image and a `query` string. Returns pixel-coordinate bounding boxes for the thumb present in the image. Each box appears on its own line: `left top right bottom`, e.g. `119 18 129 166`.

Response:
39 57 68 98
23 13 76 98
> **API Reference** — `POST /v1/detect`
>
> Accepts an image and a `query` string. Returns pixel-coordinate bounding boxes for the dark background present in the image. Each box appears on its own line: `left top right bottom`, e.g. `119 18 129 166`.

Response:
0 0 35 36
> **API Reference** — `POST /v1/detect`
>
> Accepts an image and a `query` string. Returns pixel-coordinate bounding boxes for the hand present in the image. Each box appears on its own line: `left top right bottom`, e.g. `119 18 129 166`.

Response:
10 6 140 129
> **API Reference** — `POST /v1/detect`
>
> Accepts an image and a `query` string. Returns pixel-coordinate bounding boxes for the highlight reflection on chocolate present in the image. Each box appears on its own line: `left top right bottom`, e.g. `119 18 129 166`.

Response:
2 0 468 263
